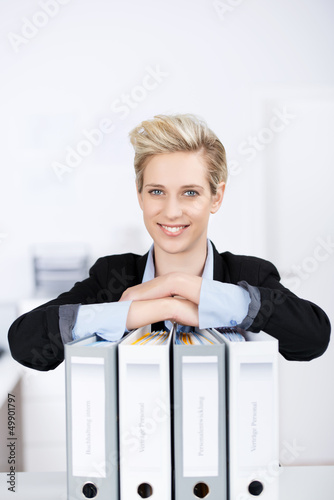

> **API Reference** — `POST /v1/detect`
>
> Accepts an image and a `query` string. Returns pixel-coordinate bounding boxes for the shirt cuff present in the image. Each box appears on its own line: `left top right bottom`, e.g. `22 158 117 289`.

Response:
59 304 81 345
198 279 251 329
237 280 261 330
72 301 132 342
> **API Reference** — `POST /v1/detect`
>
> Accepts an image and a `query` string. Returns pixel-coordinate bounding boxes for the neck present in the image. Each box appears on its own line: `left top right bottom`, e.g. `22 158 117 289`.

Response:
154 239 208 277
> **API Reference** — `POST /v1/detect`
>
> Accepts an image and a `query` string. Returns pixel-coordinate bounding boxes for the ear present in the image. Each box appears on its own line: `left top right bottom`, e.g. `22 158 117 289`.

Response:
210 182 225 214
136 183 144 211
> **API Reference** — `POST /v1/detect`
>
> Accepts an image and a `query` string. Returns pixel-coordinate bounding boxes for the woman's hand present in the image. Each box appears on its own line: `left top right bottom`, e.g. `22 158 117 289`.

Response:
119 272 202 304
170 297 199 327
125 296 199 331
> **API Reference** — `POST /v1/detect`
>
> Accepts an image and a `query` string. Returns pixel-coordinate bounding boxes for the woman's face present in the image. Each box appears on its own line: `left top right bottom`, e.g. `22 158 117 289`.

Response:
137 151 225 256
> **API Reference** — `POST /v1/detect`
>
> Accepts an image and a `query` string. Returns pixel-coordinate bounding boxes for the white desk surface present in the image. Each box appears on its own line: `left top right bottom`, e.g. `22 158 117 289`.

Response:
0 466 334 499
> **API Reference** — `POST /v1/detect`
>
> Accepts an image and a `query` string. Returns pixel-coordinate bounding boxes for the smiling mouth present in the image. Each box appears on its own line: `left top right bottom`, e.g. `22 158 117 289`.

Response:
158 224 189 235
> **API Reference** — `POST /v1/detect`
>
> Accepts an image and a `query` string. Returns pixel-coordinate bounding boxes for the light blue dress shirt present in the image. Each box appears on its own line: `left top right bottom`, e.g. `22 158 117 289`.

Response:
72 240 251 341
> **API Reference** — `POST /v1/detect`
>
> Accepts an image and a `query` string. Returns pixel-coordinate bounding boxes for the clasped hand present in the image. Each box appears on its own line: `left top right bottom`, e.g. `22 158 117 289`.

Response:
119 272 202 329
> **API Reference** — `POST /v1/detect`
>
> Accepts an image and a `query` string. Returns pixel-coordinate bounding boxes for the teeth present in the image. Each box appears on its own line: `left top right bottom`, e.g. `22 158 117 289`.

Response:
161 225 186 233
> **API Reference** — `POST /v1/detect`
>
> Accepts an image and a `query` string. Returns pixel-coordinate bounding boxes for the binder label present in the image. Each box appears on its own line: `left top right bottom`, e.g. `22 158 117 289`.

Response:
182 356 219 477
238 362 274 468
123 362 166 469
71 357 106 477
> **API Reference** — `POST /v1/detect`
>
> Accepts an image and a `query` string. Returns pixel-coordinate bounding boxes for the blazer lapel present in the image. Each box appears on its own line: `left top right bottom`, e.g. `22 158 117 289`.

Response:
211 240 230 284
135 251 149 284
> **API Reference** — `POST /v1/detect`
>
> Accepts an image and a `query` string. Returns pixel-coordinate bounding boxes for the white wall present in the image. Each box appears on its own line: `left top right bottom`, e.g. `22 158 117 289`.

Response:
0 0 333 470
252 86 334 465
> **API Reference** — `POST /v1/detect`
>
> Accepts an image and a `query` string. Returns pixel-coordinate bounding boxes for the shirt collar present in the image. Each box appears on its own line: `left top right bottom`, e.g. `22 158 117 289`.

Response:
142 238 214 283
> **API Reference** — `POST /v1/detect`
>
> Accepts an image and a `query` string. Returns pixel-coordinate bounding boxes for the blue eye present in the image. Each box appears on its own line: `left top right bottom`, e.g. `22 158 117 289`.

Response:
149 189 163 195
184 190 198 197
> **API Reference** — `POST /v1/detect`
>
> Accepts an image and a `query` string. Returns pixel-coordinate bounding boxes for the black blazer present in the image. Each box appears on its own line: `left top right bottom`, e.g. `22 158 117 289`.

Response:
8 242 331 370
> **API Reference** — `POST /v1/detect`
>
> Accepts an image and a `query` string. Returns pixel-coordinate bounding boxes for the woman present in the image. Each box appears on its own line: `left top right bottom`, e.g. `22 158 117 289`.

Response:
8 114 331 370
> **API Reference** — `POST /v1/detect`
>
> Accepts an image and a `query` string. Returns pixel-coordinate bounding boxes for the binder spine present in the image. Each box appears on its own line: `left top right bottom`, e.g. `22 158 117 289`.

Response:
173 340 227 500
215 330 279 500
65 337 119 500
118 326 172 500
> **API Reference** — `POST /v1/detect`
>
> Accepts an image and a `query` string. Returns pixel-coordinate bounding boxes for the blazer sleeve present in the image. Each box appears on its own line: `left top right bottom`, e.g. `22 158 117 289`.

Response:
8 257 112 371
243 258 331 361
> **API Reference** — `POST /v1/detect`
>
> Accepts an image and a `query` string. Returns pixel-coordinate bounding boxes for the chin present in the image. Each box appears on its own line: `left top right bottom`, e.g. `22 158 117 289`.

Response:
156 237 196 255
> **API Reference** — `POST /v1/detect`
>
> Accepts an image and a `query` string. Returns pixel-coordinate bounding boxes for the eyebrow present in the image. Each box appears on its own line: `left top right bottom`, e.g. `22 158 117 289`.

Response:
144 184 204 190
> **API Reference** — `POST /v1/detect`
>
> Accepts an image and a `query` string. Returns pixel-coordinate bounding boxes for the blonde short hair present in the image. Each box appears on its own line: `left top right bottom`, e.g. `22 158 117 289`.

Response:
129 114 227 195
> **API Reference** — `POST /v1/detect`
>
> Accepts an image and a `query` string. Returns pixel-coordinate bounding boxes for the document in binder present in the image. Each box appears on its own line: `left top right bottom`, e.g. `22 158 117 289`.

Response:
118 326 173 500
212 327 279 500
65 334 121 500
173 328 227 500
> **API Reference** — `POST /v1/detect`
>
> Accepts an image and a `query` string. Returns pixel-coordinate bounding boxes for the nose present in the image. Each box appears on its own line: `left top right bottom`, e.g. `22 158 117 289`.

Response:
163 195 183 220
